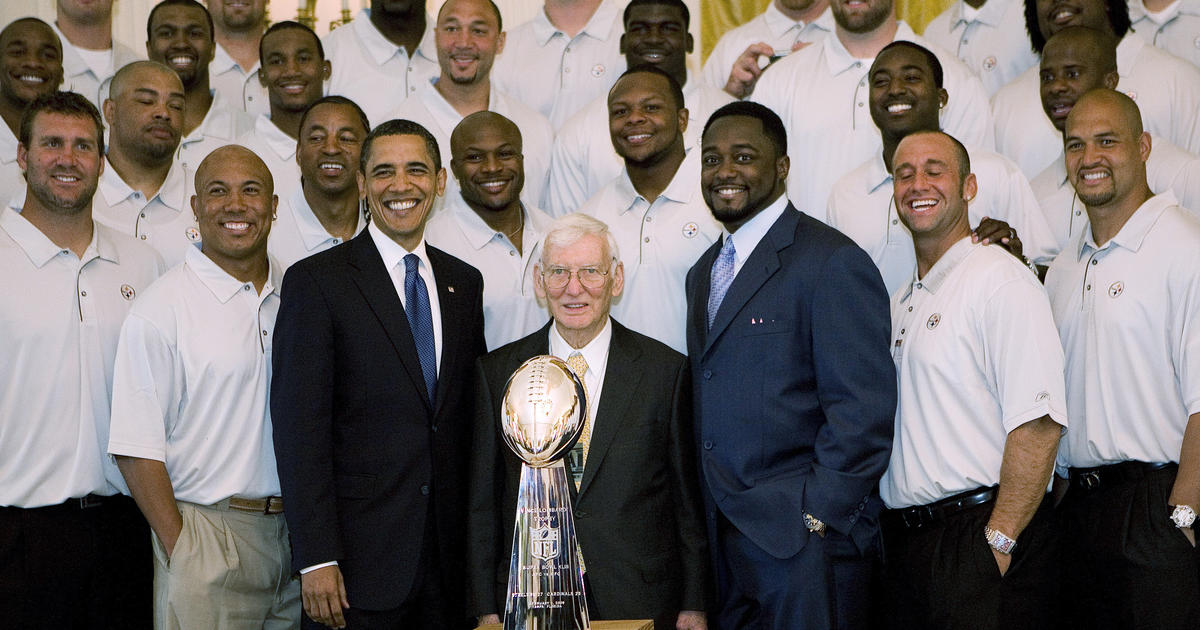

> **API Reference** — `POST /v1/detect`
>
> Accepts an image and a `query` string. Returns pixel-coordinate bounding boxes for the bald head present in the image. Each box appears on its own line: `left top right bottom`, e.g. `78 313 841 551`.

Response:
192 144 278 264
1044 27 1117 76
109 60 182 100
1063 88 1151 214
451 110 522 158
196 144 274 195
450 111 525 213
1068 89 1143 138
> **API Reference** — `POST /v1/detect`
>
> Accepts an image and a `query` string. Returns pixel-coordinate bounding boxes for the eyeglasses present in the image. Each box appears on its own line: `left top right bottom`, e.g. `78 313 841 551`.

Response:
541 265 611 290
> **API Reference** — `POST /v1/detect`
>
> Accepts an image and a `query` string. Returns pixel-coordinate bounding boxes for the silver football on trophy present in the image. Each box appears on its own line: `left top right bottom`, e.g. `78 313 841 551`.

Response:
501 355 587 468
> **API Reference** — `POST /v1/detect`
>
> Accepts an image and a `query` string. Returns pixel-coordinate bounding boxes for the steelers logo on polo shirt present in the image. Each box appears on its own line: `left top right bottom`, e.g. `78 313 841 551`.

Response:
120 284 136 301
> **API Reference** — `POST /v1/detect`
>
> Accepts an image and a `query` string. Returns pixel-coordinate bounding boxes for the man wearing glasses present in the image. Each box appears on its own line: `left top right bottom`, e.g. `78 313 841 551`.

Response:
467 212 710 630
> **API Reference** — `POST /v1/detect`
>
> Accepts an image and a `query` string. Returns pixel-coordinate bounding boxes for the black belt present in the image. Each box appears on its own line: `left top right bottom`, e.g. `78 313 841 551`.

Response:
11 494 112 513
1069 461 1175 492
882 486 997 530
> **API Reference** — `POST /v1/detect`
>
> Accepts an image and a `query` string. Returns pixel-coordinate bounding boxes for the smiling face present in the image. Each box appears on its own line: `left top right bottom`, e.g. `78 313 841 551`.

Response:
435 0 504 86
619 4 692 79
207 0 266 33
359 133 446 250
1038 29 1117 131
1034 0 1113 42
701 114 789 232
535 232 624 345
297 102 366 197
18 111 103 215
1063 91 1150 211
147 4 215 90
0 20 63 108
192 146 276 265
891 132 975 239
259 27 328 114
607 71 687 167
104 64 184 164
831 0 893 34
451 115 524 214
868 45 945 140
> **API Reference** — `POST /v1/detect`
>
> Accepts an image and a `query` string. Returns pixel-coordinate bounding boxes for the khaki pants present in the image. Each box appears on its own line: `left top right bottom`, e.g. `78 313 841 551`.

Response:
152 500 300 630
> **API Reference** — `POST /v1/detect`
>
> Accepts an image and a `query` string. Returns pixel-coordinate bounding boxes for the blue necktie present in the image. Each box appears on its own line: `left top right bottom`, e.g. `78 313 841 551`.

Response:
707 237 736 329
403 253 437 403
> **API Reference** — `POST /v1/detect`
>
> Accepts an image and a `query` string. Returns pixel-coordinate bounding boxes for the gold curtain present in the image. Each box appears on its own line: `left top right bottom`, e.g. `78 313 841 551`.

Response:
700 0 955 62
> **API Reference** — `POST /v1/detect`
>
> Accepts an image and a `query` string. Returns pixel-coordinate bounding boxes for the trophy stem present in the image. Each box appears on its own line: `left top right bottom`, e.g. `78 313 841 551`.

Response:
504 463 589 630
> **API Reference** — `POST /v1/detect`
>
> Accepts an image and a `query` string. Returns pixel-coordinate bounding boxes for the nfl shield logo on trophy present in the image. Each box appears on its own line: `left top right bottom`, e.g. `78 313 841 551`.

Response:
531 524 560 561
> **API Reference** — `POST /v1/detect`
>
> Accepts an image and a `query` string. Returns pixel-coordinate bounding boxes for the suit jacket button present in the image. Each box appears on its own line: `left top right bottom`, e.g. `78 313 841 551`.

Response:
420 484 430 496
576 511 588 518
703 370 712 380
431 425 438 432
703 440 713 450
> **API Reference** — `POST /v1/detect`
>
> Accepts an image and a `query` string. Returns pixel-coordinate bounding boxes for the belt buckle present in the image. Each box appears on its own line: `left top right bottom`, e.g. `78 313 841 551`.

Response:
78 495 103 510
901 506 930 529
1079 471 1101 490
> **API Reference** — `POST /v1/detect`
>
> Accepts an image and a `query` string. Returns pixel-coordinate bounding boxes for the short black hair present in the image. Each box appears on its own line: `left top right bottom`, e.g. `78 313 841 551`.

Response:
623 0 690 28
147 0 214 43
299 96 371 140
361 118 442 174
900 130 972 180
259 21 324 66
19 91 105 156
703 101 788 159
874 41 944 89
611 63 686 111
1023 0 1129 53
437 0 503 32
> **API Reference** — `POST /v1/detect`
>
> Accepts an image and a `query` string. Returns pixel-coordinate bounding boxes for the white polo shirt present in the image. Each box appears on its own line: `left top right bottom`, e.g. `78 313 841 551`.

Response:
108 246 283 504
210 42 269 117
991 34 1200 180
922 0 1039 95
322 9 440 125
1047 193 1200 469
424 194 551 350
237 113 302 204
881 238 1067 508
578 149 720 353
491 0 627 130
387 79 555 207
828 146 1056 296
544 72 735 216
1031 135 1200 252
1128 0 1200 68
0 209 163 507
50 21 142 109
92 158 199 268
0 123 22 204
268 186 365 270
175 91 257 173
751 22 995 222
700 3 835 93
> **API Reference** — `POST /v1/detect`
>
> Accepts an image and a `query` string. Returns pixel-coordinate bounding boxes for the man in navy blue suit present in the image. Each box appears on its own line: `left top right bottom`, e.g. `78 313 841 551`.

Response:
686 101 897 630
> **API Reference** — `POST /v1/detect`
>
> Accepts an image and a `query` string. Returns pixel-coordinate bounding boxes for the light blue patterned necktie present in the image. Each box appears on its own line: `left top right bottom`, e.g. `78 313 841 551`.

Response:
403 253 437 403
707 236 736 329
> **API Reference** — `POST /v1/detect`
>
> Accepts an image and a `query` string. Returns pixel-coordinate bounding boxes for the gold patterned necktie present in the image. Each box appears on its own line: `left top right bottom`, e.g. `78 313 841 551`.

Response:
566 352 591 490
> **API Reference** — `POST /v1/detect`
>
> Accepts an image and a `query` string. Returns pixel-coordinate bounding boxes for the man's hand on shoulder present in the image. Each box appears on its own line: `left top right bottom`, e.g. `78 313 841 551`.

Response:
677 610 708 630
301 565 349 629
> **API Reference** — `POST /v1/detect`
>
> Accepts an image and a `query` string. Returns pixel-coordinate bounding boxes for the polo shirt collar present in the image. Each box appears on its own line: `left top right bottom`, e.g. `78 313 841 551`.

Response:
950 0 1007 28
179 90 241 149
866 152 893 193
764 3 835 37
898 236 974 297
1077 192 1177 258
0 122 17 166
254 113 298 161
98 156 188 213
1116 34 1142 75
353 9 437 66
448 194 543 251
50 21 99 80
532 0 623 46
0 206 116 267
613 147 697 214
184 244 280 303
824 21 916 75
289 187 365 252
212 41 259 75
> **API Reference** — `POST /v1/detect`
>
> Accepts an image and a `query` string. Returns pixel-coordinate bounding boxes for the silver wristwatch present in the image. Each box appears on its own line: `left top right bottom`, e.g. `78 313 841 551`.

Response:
1171 504 1196 529
984 525 1016 555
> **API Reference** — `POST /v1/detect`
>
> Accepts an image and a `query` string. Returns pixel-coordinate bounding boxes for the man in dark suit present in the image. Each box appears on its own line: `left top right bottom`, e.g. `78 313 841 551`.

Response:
271 119 486 629
686 101 896 630
468 213 709 630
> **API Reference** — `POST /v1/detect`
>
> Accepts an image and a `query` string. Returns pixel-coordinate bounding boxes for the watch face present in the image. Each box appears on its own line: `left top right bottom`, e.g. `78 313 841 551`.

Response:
1171 505 1197 529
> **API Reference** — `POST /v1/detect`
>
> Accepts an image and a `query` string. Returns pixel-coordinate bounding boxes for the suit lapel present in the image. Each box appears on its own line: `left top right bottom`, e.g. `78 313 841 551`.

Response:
347 232 432 412
428 246 461 415
577 322 642 497
689 242 720 355
703 206 800 356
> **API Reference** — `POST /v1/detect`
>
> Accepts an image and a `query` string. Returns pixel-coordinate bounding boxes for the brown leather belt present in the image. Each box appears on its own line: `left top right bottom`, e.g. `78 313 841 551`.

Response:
224 496 285 515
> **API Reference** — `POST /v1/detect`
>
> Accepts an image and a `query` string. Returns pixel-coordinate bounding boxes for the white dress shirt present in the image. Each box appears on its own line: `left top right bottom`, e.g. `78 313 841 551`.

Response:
991 34 1200 180
1031 135 1200 252
922 0 1039 95
544 72 735 216
751 22 995 222
549 317 612 438
0 123 22 204
578 149 721 353
424 195 551 350
237 113 302 204
49 21 142 109
701 4 835 93
1127 0 1200 68
722 193 791 279
108 246 283 504
368 222 444 372
209 42 269 117
828 146 1057 295
268 186 366 270
491 0 627 130
175 90 257 174
387 80 555 207
321 9 440 124
92 157 199 268
0 209 163 507
881 238 1067 508
1047 193 1200 469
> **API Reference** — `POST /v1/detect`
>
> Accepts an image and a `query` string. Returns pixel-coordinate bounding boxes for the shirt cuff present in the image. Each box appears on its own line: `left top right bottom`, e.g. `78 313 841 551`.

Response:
300 561 338 574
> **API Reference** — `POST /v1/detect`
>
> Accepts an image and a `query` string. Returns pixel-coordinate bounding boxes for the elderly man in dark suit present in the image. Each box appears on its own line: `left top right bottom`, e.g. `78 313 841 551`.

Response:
468 213 709 630
271 119 486 629
686 101 896 630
